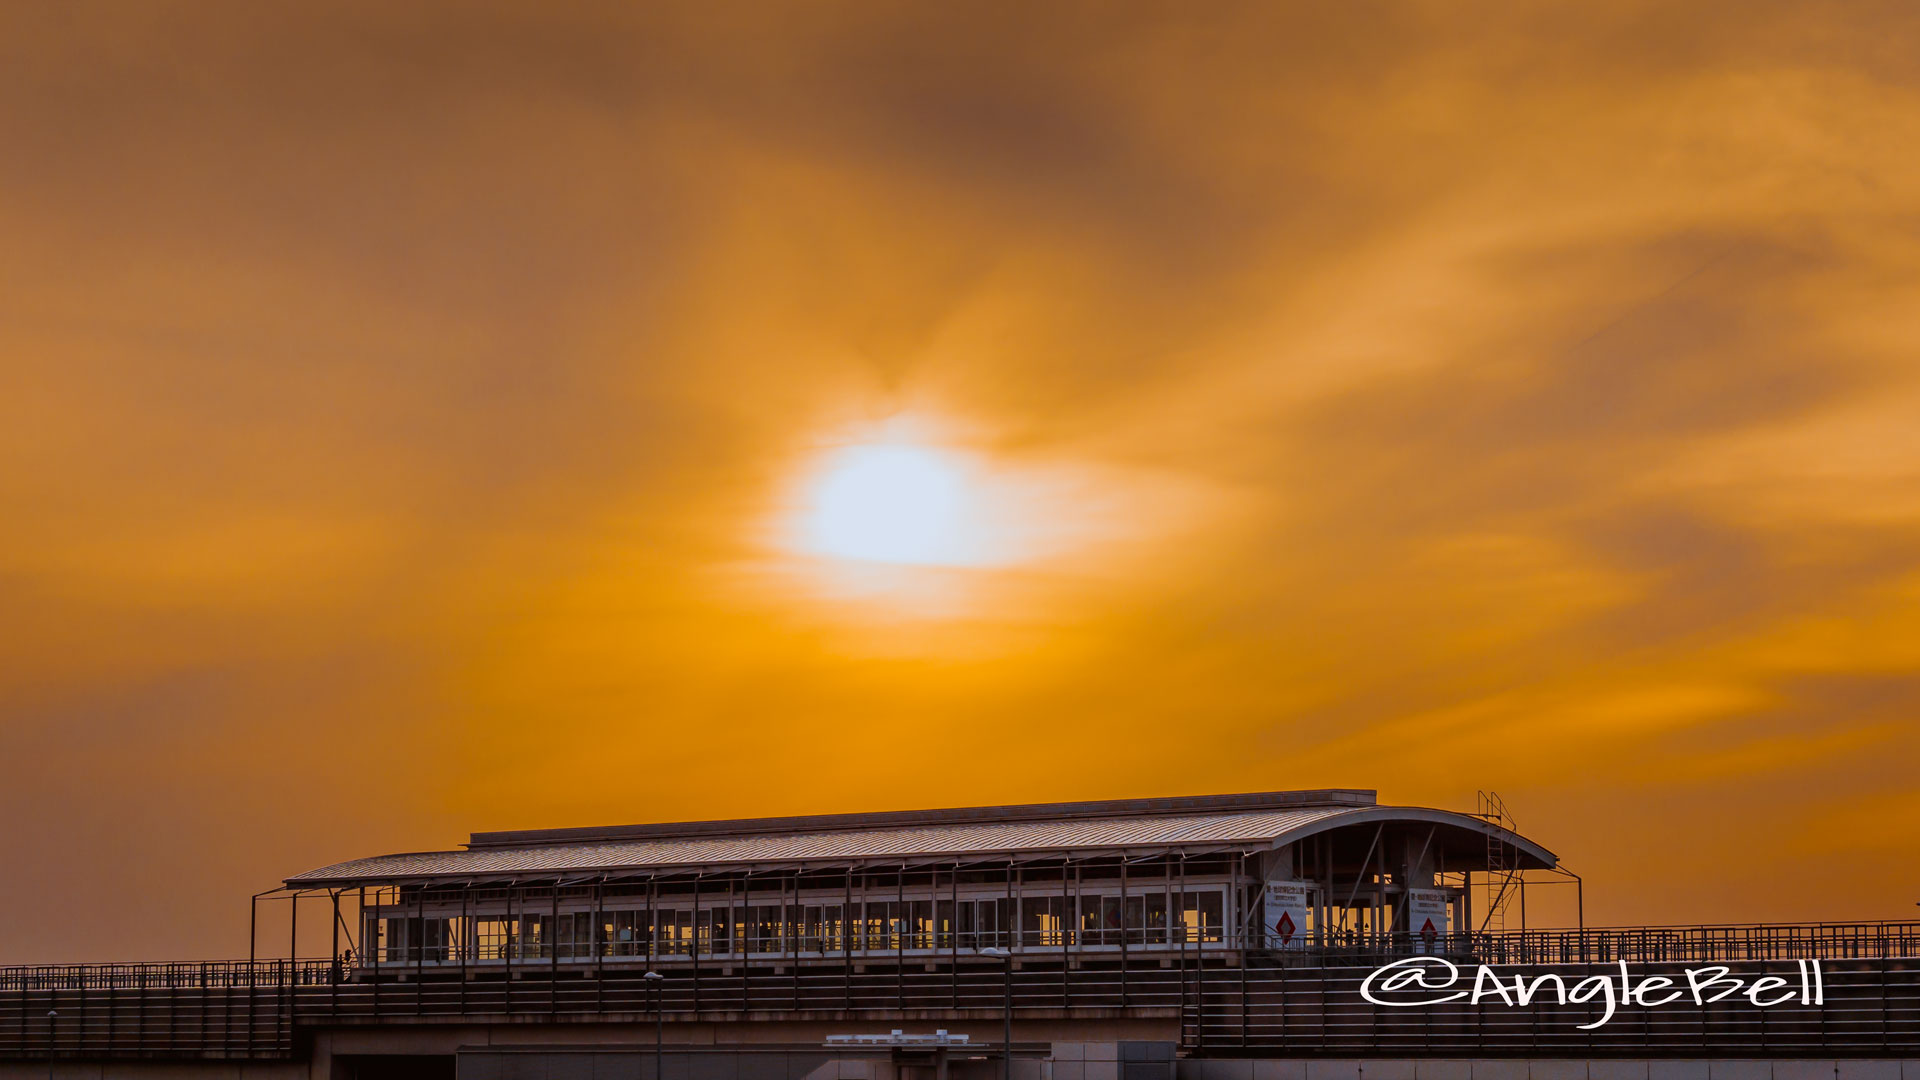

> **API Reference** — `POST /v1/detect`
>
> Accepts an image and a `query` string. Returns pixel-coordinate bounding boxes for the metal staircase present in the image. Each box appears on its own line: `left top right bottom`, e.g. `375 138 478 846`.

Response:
1476 790 1522 933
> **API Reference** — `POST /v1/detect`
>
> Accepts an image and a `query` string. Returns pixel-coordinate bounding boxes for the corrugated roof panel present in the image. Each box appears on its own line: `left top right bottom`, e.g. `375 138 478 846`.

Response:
468 790 1379 848
285 807 1361 885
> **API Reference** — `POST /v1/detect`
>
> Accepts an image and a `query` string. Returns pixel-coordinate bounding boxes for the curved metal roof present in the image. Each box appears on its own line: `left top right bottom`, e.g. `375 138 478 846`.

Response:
285 792 1557 887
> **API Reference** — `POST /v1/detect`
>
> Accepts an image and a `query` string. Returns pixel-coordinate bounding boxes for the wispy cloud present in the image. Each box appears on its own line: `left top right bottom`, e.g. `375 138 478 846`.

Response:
2 0 1918 960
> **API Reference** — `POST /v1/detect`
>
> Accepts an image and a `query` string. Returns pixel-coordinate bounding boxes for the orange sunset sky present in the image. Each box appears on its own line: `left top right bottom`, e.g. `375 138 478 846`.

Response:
3 2 1919 964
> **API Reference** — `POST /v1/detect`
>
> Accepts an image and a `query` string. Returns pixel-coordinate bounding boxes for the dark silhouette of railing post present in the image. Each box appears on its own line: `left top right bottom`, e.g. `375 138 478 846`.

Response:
981 947 1012 1080
644 970 664 1080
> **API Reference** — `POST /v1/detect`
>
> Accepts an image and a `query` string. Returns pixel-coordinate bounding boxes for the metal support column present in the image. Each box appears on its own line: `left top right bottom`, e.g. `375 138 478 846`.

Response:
459 884 469 1015
1374 837 1386 951
288 891 298 1050
1177 853 1189 1050
787 869 799 1011
897 862 906 1006
1060 858 1072 1005
690 875 701 1015
950 860 960 1008
365 886 378 1019
844 868 855 1010
1119 858 1129 1007
418 885 428 1012
595 877 606 1013
329 892 341 988
1234 855 1248 1047
735 873 746 1014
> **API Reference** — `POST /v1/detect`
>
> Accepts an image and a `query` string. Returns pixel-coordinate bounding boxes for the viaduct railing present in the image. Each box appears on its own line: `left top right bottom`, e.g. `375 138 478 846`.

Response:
2 921 1917 1062
1274 920 1920 967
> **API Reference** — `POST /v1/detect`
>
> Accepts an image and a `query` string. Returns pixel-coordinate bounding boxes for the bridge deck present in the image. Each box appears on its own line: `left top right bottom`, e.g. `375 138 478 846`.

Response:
3 923 1917 1062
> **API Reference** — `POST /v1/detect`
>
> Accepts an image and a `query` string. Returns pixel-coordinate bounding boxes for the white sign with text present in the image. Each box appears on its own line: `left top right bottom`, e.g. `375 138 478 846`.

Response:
1406 888 1450 952
1263 880 1313 949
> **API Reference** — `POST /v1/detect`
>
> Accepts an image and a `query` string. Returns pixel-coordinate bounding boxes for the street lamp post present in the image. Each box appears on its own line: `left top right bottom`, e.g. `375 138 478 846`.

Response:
979 948 1013 1080
644 971 666 1080
46 1009 57 1080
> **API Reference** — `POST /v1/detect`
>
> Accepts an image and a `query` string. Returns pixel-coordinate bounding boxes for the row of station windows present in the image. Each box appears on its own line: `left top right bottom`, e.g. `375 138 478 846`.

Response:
363 887 1230 964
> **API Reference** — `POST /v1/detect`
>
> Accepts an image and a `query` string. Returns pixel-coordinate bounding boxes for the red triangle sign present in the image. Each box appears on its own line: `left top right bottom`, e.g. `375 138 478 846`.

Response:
1276 911 1296 944
1419 917 1437 940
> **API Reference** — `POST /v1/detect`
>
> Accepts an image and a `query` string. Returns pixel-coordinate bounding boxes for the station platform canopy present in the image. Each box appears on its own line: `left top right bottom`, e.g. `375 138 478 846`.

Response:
285 789 1557 888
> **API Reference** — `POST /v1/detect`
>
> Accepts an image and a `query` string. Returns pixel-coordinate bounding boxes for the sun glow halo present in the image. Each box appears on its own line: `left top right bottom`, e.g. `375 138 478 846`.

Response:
799 443 981 566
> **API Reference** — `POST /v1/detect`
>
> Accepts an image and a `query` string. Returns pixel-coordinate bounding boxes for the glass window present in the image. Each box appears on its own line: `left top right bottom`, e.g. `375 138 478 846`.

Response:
1180 890 1224 943
862 901 893 951
818 903 843 952
904 900 929 949
1090 896 1143 945
936 900 956 949
746 905 775 953
557 912 592 960
699 908 727 955
605 910 641 957
1022 896 1070 948
801 904 830 952
376 916 408 963
473 917 512 961
419 918 451 962
986 898 1011 949
1077 894 1104 945
659 909 691 955
955 898 1006 950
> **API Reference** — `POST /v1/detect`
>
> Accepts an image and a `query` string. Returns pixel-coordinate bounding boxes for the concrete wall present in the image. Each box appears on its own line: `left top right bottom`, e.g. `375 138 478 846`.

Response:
316 1019 1177 1054
10 1064 1920 1080
8 1042 1917 1080
453 1050 1042 1080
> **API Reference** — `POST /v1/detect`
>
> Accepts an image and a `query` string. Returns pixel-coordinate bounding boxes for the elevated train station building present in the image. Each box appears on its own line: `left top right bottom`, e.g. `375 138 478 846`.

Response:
304 789 1553 975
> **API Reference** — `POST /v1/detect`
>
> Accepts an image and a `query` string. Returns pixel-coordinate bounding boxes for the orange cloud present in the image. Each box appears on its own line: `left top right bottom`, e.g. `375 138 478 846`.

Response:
3 1 1919 961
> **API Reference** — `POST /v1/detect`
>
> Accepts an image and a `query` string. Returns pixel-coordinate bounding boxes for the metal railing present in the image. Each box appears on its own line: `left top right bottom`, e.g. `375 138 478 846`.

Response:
6 921 1917 993
366 925 1231 965
0 959 337 993
4 920 1919 1061
7 956 1919 1060
354 921 1920 969
1278 921 1920 967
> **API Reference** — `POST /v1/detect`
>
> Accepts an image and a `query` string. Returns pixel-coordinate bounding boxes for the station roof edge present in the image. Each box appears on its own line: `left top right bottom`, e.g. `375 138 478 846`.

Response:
467 789 1379 849
283 793 1558 888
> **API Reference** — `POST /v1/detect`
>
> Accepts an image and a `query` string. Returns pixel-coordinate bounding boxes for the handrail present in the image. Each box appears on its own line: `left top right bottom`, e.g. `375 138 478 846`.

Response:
0 958 340 993
5 920 1919 990
1264 920 1920 966
6 942 1920 1061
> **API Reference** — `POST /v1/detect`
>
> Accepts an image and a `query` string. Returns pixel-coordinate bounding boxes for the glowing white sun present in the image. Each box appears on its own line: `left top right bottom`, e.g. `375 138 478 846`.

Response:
800 443 979 565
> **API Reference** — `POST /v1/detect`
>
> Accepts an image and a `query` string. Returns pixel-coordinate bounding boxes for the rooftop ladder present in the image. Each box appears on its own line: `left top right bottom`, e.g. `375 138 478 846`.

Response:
1476 790 1522 933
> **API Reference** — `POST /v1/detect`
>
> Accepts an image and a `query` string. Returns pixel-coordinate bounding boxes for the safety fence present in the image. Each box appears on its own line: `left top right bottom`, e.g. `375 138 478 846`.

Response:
2 921 1916 1062
1277 921 1920 967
